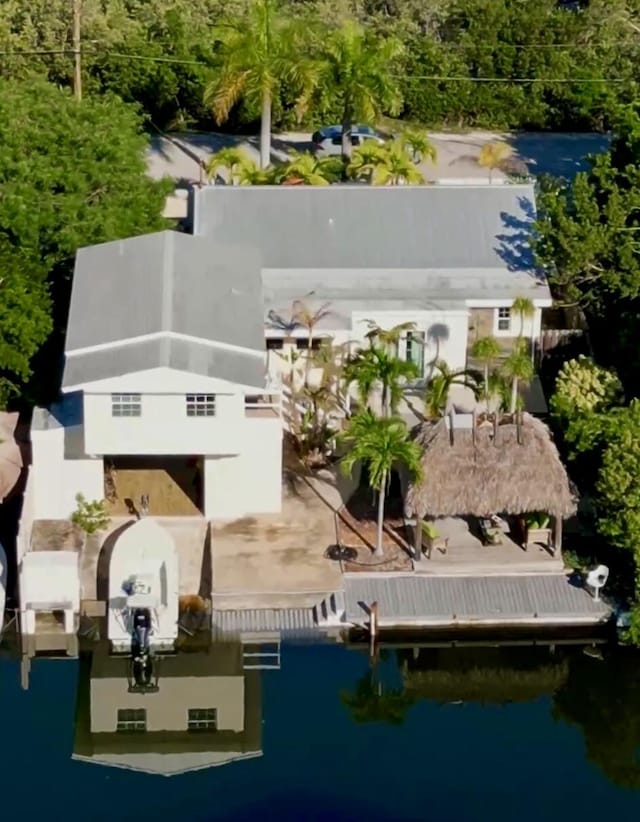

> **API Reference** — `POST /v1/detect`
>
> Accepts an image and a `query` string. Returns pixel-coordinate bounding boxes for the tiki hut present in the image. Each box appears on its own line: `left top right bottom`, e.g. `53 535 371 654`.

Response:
406 412 576 556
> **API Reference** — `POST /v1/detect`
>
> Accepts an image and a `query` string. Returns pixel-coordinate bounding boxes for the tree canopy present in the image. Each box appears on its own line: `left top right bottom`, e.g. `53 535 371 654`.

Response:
2 0 639 132
0 78 170 276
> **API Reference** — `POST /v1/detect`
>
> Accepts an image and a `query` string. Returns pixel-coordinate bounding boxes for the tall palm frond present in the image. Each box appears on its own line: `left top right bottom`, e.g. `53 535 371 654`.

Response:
425 361 482 419
399 130 437 165
501 339 534 413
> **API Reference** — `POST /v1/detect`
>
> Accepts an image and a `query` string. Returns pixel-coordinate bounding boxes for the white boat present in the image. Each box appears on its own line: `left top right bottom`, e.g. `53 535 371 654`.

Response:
108 519 179 654
0 541 6 633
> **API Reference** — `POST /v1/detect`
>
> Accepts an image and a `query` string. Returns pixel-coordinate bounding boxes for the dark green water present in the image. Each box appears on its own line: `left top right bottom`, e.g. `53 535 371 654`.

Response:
1 641 639 821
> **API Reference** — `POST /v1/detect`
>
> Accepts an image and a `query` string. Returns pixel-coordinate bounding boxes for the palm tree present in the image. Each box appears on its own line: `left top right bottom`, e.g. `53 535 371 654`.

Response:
425 361 481 419
343 346 419 416
340 414 422 555
205 147 256 185
279 152 343 185
371 140 425 186
204 1 312 169
471 336 502 412
312 20 404 161
399 129 437 165
477 141 513 183
341 672 414 725
364 320 417 354
501 339 534 414
512 295 535 340
346 140 385 183
291 300 333 384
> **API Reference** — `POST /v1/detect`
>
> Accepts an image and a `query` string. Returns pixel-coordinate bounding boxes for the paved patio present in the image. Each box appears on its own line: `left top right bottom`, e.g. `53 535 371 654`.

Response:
210 470 343 609
413 517 563 576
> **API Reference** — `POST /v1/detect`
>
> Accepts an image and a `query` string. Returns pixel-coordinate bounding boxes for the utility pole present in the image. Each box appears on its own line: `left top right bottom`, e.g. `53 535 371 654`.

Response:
72 0 82 101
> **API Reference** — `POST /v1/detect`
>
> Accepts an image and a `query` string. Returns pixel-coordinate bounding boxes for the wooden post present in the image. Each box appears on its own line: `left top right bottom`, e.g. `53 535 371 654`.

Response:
72 0 82 101
413 516 422 562
369 601 378 660
554 516 563 556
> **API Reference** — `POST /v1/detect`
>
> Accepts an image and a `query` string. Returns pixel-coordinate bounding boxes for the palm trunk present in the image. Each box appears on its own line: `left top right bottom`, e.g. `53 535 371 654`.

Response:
375 472 386 557
381 383 389 417
260 90 272 169
341 103 353 163
484 363 490 413
304 327 313 387
510 376 519 414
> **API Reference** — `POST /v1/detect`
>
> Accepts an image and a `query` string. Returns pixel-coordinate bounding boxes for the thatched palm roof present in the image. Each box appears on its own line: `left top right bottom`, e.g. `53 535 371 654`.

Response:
406 413 576 519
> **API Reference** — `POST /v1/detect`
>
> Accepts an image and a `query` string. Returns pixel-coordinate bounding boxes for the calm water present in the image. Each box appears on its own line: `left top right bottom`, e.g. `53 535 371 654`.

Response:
1 640 639 821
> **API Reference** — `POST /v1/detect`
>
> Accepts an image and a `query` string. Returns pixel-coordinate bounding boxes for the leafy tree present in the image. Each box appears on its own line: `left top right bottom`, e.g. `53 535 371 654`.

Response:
343 345 419 416
470 336 501 412
340 414 422 555
310 20 404 160
501 339 534 414
0 242 52 407
478 141 513 182
553 650 640 789
0 78 170 277
71 493 111 535
550 356 623 422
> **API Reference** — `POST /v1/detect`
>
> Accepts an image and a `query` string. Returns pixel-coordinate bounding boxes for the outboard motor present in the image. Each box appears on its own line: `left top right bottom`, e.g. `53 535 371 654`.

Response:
132 607 151 660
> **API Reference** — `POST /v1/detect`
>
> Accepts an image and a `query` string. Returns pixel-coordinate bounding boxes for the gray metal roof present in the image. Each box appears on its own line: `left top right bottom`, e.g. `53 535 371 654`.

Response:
194 184 538 272
263 266 551 331
344 574 612 627
63 230 266 387
63 337 265 389
212 608 319 639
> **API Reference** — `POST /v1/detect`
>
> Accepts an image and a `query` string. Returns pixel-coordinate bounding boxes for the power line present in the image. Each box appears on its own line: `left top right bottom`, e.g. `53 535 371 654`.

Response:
397 75 629 83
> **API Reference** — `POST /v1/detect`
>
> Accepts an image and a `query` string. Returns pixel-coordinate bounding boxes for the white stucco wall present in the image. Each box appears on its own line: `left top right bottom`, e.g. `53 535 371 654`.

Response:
83 392 248 456
90 675 244 733
266 308 470 388
204 418 283 518
30 425 103 520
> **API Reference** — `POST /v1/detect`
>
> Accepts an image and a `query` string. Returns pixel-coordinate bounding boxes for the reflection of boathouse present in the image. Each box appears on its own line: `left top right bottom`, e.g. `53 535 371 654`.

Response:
73 641 262 776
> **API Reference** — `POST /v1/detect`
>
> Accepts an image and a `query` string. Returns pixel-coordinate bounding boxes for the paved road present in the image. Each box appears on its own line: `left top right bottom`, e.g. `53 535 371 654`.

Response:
147 128 611 188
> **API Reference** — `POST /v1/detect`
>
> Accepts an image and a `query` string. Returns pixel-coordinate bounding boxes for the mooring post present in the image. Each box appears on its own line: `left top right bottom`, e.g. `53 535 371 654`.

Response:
369 601 378 660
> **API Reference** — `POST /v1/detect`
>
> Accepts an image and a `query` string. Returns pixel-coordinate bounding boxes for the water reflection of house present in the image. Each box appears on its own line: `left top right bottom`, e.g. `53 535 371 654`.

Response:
73 641 262 776
400 645 570 705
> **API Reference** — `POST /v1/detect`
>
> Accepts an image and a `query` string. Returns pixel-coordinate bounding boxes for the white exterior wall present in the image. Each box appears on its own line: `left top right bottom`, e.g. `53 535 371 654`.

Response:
83 392 246 456
204 418 283 519
266 308 470 387
30 425 103 520
90 675 244 733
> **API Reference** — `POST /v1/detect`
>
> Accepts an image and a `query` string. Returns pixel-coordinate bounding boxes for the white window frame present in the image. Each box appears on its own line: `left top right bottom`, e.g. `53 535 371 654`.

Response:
111 393 142 417
116 708 147 732
187 707 218 731
494 307 513 336
186 394 216 417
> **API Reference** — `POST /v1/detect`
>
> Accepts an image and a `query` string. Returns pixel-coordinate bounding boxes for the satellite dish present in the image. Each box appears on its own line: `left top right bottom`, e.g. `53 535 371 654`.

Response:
586 564 609 601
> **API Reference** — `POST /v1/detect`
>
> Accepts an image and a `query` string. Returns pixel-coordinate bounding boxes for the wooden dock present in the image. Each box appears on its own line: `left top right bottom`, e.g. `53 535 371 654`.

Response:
343 573 613 629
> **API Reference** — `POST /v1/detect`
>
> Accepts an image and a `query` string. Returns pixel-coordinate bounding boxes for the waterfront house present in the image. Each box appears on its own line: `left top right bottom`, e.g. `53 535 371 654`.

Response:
28 230 282 522
189 183 552 385
405 411 577 559
22 183 549 527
